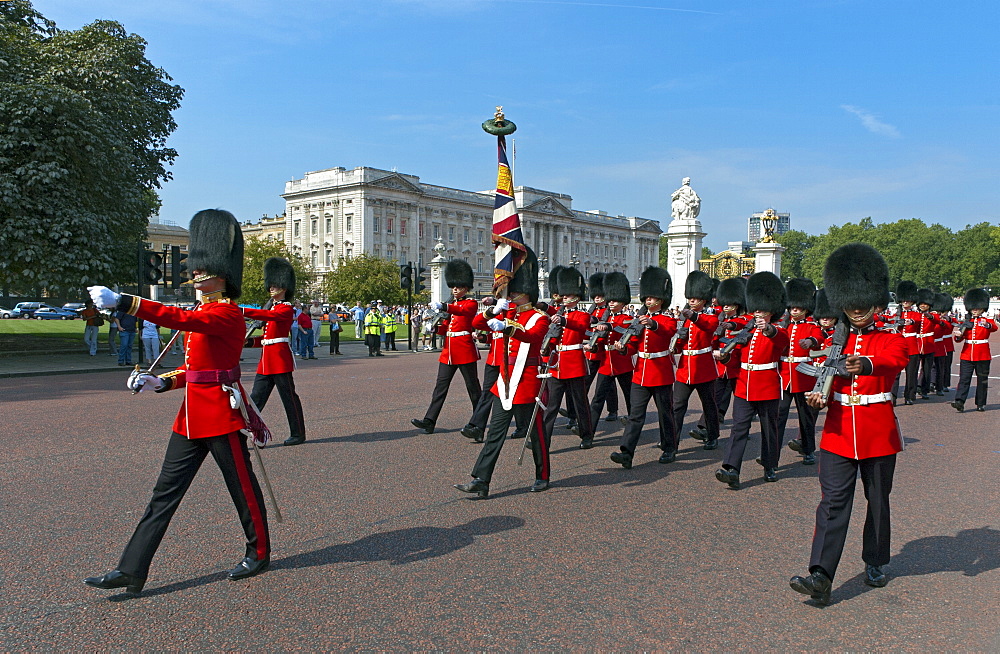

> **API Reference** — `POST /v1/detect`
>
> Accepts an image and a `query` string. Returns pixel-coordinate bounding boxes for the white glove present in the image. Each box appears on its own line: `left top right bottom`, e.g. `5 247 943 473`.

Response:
128 372 164 393
88 286 121 309
432 301 445 311
487 318 506 331
493 297 512 313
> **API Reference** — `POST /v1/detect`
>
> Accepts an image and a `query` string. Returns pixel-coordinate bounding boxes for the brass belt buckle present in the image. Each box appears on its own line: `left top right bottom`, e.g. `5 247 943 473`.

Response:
849 393 861 405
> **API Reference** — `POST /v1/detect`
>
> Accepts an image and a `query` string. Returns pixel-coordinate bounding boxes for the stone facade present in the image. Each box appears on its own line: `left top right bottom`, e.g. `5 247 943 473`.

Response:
259 166 662 298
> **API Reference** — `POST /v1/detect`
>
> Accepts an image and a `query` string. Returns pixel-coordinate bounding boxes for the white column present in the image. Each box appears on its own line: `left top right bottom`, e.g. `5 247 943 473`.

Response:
753 242 785 276
429 240 448 305
664 219 705 310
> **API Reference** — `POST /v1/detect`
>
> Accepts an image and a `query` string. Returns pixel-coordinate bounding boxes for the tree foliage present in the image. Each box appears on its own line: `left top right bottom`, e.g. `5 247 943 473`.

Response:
321 254 408 306
241 237 315 307
0 0 183 295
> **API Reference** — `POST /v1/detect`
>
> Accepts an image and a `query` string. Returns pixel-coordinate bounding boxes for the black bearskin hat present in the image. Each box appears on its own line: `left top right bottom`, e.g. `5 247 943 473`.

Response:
964 288 990 312
588 273 606 300
745 271 786 319
547 265 566 296
684 270 715 301
602 272 631 304
638 266 672 301
445 259 474 289
557 267 586 299
916 288 935 308
785 277 817 314
187 209 244 298
896 280 918 304
813 288 838 320
507 248 540 304
263 257 296 301
823 243 891 312
934 292 953 313
715 276 746 312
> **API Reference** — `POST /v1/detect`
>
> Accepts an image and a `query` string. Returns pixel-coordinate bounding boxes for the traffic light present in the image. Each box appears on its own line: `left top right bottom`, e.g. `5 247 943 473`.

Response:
414 266 428 294
170 245 189 289
142 250 164 285
399 263 412 290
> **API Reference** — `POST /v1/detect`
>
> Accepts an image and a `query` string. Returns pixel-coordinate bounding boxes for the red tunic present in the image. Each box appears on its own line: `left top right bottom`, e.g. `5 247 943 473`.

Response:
735 325 789 402
942 318 956 354
585 305 611 362
956 318 997 361
597 312 638 377
244 302 295 375
440 297 480 366
551 309 591 380
820 328 908 460
125 294 248 439
899 309 921 356
781 319 825 393
674 311 720 385
629 313 678 387
915 311 940 355
932 318 949 356
472 310 505 367
491 307 551 405
714 313 751 379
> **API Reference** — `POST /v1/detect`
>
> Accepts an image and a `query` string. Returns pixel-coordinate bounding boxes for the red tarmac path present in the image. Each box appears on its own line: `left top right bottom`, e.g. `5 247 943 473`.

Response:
1 341 998 650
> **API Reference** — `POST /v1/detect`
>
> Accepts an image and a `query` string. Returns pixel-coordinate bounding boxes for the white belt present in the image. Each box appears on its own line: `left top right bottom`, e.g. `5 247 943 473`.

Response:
782 356 810 363
557 344 583 351
966 339 988 345
902 333 916 337
638 350 671 359
741 362 777 371
831 391 893 406
262 337 290 345
934 336 946 342
682 347 713 356
447 331 471 337
492 332 503 339
916 333 933 338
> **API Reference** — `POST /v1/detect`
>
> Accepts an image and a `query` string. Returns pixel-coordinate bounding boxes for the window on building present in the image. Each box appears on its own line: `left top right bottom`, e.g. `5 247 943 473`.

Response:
311 220 317 236
419 222 424 239
374 246 380 257
325 250 332 267
449 226 455 242
622 247 627 259
387 217 393 234
387 247 395 260
326 218 332 234
433 224 440 240
604 245 609 256
463 228 470 244
294 222 300 238
346 214 353 232
401 219 407 236
311 251 317 266
614 246 618 258
478 231 483 245
373 216 380 233
346 249 353 258
477 257 483 273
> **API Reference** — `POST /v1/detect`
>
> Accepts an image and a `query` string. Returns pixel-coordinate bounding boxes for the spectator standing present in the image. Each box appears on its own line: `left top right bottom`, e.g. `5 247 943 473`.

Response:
309 300 324 348
115 309 138 366
297 308 315 359
351 302 364 338
289 301 301 354
329 311 343 355
141 319 162 362
411 310 423 352
107 313 119 356
80 299 102 356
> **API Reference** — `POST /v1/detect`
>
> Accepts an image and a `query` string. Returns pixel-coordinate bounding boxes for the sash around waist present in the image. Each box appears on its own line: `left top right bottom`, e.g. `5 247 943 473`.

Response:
185 365 241 384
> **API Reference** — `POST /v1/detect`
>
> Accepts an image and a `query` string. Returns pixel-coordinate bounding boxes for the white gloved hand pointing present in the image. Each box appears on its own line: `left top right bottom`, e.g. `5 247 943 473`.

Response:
128 372 164 393
88 286 121 309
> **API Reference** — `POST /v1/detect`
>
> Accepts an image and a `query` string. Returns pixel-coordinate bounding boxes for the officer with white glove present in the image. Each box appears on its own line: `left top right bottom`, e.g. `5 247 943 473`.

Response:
487 318 506 331
432 301 445 311
88 286 121 309
128 371 165 393
490 298 511 315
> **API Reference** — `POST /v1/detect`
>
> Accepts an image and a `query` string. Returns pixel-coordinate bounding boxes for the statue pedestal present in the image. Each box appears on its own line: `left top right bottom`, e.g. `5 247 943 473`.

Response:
429 240 449 305
664 219 706 310
753 242 785 276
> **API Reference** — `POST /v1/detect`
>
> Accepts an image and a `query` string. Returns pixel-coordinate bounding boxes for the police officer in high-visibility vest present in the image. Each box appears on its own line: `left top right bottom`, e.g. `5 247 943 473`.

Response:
383 307 399 351
364 301 384 357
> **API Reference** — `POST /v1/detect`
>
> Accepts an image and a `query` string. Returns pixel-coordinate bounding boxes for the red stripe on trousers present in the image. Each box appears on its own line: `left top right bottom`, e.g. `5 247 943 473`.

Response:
227 432 269 560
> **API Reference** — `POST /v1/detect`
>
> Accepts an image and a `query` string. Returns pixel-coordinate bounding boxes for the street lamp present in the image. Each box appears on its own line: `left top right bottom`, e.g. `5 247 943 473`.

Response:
569 253 581 268
760 209 778 243
538 250 548 272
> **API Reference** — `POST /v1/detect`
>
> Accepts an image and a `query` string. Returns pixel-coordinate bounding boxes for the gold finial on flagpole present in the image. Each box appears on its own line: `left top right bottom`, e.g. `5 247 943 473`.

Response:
483 106 516 135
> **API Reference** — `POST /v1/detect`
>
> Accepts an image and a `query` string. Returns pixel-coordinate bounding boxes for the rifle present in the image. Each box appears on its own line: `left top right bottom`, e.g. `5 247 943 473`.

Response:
719 321 755 357
540 305 567 358
611 307 648 348
585 306 613 350
244 297 275 341
669 323 689 354
426 309 451 333
955 316 977 333
795 320 851 400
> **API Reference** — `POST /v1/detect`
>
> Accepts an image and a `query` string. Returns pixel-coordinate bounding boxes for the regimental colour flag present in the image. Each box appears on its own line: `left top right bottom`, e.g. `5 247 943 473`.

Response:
491 135 527 296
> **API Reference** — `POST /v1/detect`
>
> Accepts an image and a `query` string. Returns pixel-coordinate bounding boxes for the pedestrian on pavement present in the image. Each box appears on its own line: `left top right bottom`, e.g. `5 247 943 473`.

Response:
328 310 343 355
297 308 315 359
351 302 364 338
309 299 324 348
141 318 162 362
115 308 138 366
80 298 102 356
107 312 119 356
364 301 384 357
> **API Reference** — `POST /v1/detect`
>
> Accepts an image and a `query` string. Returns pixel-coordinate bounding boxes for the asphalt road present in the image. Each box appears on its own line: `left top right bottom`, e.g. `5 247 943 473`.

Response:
2 345 998 650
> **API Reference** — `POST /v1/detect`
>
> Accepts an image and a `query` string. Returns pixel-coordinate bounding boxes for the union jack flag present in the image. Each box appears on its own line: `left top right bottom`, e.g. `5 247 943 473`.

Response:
491 135 526 296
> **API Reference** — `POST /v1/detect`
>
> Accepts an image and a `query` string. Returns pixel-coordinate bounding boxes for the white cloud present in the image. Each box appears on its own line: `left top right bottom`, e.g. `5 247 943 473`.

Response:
841 105 901 138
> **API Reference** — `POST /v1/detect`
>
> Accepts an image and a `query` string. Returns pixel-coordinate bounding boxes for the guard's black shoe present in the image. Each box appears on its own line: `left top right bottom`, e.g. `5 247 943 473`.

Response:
658 451 676 464
283 435 305 446
788 439 803 453
864 564 888 588
375 352 385 357
918 393 929 400
508 430 526 440
689 426 708 441
454 478 489 499
228 555 270 580
460 426 484 443
951 401 964 412
904 399 914 405
529 479 550 492
703 439 718 450
802 453 816 465
935 391 944 396
578 438 594 449
558 407 571 418
603 413 619 422
610 451 633 469
84 570 145 595
790 569 832 605
764 468 778 482
976 406 986 412
411 418 435 434
715 467 739 489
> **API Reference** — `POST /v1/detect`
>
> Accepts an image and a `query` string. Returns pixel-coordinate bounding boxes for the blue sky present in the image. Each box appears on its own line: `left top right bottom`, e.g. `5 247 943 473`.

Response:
35 0 1000 253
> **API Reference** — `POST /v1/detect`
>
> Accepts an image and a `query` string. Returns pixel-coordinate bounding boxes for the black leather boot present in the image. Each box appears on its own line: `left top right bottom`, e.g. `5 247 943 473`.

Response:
411 418 435 434
228 555 270 580
84 570 145 595
790 568 832 605
454 478 489 498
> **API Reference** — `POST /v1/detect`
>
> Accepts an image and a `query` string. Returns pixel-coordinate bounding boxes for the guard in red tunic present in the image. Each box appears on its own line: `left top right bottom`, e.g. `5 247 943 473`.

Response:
84 209 271 596
790 243 908 605
411 260 482 435
586 272 635 428
244 257 306 446
671 271 720 459
541 267 597 449
951 288 997 412
610 266 678 469
913 287 942 400
931 293 952 395
462 297 524 443
716 271 789 488
455 249 552 497
585 273 620 421
939 295 957 392
777 277 824 466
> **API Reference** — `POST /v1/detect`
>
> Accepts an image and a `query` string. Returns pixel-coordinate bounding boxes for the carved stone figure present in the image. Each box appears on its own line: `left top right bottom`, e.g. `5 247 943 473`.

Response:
670 177 701 221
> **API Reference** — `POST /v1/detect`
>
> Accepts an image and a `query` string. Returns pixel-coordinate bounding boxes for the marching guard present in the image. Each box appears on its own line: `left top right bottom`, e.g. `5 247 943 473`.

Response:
243 257 307 446
585 273 620 421
790 243 908 605
777 278 823 465
84 209 271 596
914 288 942 400
463 297 523 443
951 288 997 412
586 272 635 429
894 281 921 404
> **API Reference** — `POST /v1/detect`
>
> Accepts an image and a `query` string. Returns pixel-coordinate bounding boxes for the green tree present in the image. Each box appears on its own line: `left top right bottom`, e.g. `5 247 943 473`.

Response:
241 237 315 307
321 253 408 306
701 246 713 260
0 0 183 296
775 229 818 280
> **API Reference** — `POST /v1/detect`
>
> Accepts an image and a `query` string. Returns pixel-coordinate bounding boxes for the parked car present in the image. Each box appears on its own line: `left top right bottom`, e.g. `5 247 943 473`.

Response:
12 302 46 318
62 302 85 313
0 305 13 319
34 306 78 320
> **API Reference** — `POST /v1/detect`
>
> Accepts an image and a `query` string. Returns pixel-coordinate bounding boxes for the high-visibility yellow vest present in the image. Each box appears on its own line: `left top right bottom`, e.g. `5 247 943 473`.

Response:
363 311 382 335
383 313 399 333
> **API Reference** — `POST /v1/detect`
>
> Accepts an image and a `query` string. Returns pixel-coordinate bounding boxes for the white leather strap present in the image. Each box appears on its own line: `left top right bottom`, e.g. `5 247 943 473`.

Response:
782 356 811 363
638 350 671 359
447 331 471 337
557 343 583 351
682 347 713 356
831 391 893 406
741 362 777 371
261 337 290 345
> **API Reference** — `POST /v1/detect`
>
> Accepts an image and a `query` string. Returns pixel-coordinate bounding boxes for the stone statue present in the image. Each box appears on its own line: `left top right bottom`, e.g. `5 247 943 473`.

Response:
670 177 701 221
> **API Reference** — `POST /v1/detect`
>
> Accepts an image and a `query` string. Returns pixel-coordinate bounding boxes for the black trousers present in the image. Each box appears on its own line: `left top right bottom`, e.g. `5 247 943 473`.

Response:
810 450 896 581
251 372 306 440
954 359 990 407
328 328 341 354
365 333 381 355
901 354 918 401
542 376 594 441
423 361 481 424
673 379 720 442
585 358 618 414
118 431 269 579
619 383 675 455
469 364 523 433
777 390 819 454
699 376 736 429
472 395 550 483
386 331 397 350
589 371 632 427
932 353 949 392
916 352 936 395
723 396 780 472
